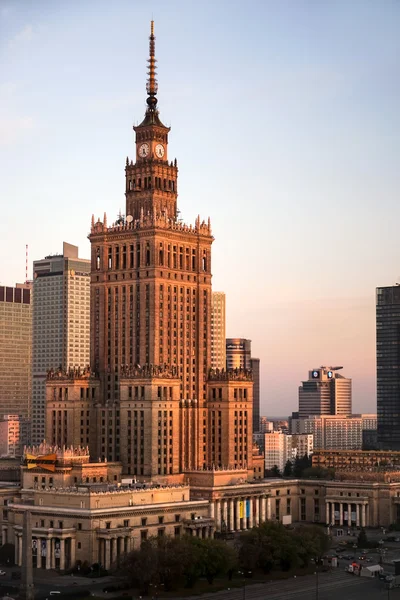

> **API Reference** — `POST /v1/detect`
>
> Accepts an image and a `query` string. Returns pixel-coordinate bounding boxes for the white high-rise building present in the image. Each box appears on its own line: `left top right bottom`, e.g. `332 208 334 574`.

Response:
298 366 352 418
291 433 314 458
32 243 90 445
264 432 292 472
211 292 226 370
289 414 377 451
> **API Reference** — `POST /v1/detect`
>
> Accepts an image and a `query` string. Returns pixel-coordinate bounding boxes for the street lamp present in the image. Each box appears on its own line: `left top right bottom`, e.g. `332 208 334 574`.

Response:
238 570 251 600
314 557 321 600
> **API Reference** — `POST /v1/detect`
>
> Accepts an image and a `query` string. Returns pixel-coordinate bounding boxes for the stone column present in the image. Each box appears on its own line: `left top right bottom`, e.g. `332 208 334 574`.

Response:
361 504 366 528
348 505 352 527
261 496 266 522
356 504 360 527
229 499 235 531
216 500 221 531
210 501 215 520
59 539 65 571
45 539 51 570
331 502 335 525
118 537 123 566
248 498 254 529
70 537 76 569
366 504 369 527
111 538 115 567
339 503 343 526
20 511 34 600
255 496 260 526
266 496 271 520
223 500 228 529
235 499 241 531
36 539 41 569
14 535 19 566
326 501 330 524
51 539 56 569
105 539 111 570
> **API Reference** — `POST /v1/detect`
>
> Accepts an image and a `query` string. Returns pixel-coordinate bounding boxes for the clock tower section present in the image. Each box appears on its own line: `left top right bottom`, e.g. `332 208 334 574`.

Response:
125 21 178 222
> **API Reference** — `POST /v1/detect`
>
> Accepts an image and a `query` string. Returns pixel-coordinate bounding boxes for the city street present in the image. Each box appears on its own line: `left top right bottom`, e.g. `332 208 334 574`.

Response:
175 570 400 600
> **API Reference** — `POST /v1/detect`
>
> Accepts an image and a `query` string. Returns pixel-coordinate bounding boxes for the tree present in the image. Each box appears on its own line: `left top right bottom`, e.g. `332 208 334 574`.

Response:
271 465 281 477
120 538 159 594
283 460 293 477
294 526 330 566
293 454 312 477
236 521 329 575
193 537 237 584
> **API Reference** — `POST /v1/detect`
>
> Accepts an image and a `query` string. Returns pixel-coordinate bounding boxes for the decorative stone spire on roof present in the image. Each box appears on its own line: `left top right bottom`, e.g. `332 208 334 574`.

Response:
135 21 169 130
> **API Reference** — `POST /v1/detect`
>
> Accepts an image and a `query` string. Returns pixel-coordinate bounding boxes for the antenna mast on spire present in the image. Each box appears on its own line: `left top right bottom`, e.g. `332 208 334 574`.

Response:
146 20 158 109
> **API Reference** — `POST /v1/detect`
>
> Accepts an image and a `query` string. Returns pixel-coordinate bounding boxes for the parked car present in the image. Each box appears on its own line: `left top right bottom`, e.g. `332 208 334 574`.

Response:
0 570 6 575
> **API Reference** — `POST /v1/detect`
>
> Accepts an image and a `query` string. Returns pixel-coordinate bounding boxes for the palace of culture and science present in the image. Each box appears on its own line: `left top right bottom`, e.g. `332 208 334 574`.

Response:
3 24 400 576
45 22 255 480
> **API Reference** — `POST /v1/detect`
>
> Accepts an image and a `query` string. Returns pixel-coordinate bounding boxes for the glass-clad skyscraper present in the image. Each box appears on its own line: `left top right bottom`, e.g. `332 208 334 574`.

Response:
376 285 400 450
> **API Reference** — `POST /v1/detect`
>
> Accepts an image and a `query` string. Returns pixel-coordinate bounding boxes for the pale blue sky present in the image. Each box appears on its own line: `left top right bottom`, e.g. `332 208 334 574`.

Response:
1 0 399 415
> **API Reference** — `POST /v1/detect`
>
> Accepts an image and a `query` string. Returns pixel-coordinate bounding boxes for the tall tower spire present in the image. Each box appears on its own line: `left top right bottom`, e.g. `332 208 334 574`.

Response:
146 20 158 110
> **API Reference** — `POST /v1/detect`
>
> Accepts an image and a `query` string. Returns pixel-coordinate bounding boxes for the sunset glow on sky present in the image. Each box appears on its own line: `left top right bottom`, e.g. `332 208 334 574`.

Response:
1 1 399 415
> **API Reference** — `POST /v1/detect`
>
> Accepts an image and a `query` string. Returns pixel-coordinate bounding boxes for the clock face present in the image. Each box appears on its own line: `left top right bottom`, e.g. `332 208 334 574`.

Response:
312 370 320 379
138 143 150 158
155 144 165 158
327 371 333 379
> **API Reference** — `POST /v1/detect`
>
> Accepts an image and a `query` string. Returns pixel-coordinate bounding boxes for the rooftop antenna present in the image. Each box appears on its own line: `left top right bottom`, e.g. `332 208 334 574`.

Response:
25 244 28 283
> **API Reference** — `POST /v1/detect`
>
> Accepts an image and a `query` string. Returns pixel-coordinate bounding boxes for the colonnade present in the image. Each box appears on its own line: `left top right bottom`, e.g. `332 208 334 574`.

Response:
325 501 368 528
211 495 270 532
98 535 133 570
14 534 75 570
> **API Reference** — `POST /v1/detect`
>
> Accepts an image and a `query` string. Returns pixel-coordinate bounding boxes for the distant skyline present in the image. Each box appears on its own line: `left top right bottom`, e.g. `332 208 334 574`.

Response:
1 1 399 415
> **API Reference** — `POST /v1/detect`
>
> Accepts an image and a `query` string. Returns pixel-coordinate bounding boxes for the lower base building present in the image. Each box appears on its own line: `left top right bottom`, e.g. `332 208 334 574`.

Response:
3 445 400 571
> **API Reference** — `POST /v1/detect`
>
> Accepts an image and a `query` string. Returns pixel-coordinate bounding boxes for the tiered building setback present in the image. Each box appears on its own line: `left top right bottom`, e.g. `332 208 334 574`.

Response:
46 22 254 479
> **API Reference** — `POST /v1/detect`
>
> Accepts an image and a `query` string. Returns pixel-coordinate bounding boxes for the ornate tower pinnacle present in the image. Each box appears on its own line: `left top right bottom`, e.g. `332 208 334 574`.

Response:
146 20 158 110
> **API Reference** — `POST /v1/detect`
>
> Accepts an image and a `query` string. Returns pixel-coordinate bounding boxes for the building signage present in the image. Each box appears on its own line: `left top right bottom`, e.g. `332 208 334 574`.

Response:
55 540 61 558
25 453 57 472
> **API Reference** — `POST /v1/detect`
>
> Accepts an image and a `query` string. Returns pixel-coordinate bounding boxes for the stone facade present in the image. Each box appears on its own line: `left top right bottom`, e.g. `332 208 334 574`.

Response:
45 23 255 479
4 448 400 571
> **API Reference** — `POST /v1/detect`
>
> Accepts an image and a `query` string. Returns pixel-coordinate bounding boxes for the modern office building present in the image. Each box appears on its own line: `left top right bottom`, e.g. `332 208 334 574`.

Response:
211 292 226 370
0 415 29 457
250 357 260 432
226 339 260 432
226 338 252 370
32 243 90 445
291 433 313 458
289 414 377 451
0 284 32 424
46 23 255 478
298 366 352 418
376 285 400 450
259 417 274 433
264 432 292 472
